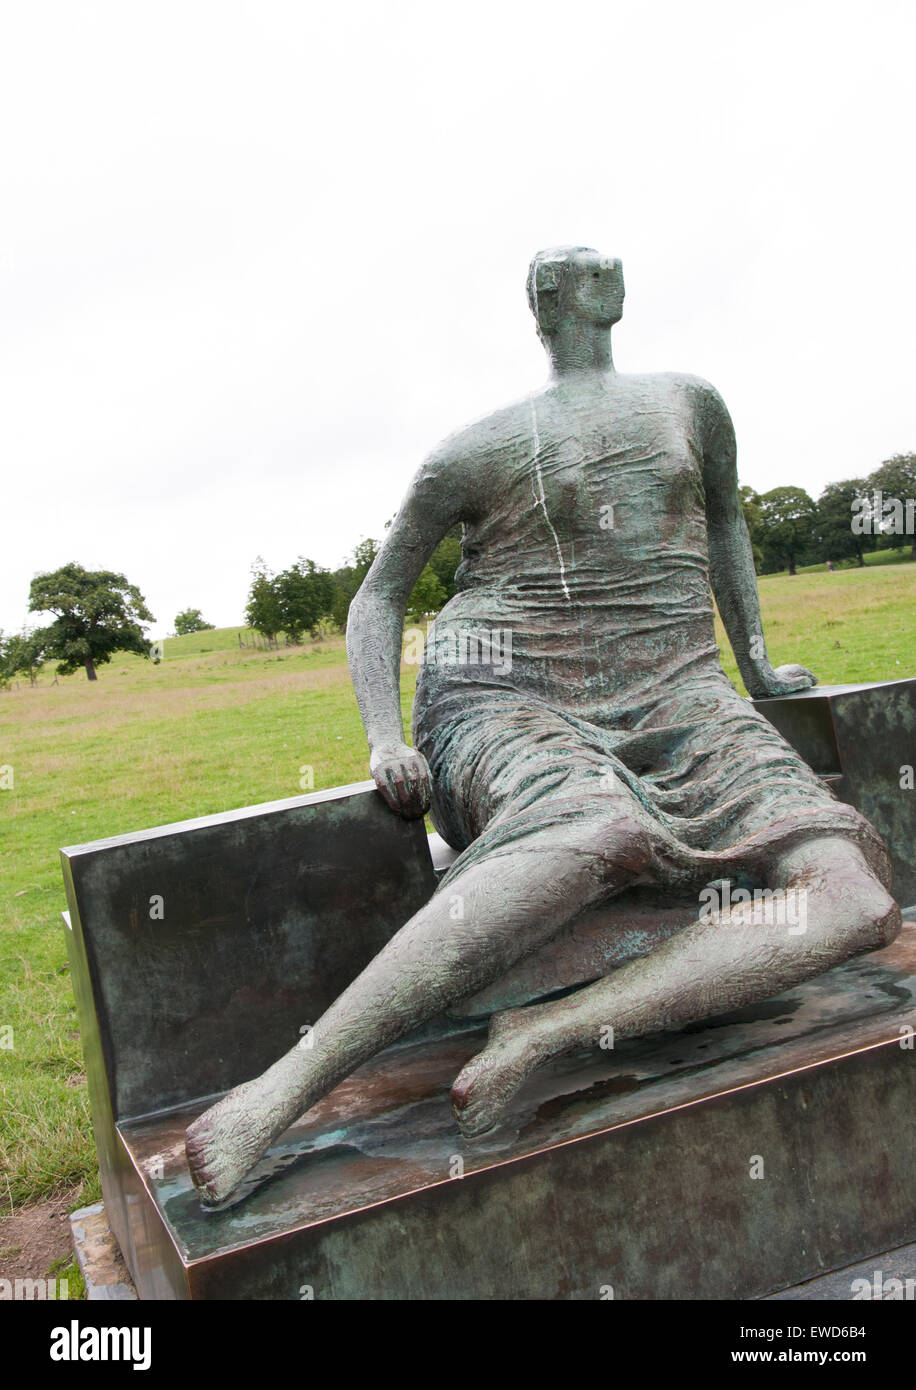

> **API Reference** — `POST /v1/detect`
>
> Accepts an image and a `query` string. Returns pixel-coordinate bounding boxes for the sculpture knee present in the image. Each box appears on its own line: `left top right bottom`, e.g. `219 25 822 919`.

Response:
777 835 901 953
813 873 902 954
860 881 902 949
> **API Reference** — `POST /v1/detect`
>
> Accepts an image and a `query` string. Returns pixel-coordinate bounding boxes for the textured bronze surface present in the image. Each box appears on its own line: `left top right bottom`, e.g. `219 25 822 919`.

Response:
452 887 701 1017
185 248 902 1207
114 927 916 1298
60 782 438 1279
61 769 915 1297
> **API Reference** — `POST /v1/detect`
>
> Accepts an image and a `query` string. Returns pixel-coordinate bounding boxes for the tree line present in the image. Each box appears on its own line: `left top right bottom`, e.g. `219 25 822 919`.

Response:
741 453 915 575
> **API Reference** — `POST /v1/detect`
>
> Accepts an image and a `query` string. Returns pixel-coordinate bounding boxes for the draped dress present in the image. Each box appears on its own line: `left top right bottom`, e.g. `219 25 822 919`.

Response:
411 373 889 899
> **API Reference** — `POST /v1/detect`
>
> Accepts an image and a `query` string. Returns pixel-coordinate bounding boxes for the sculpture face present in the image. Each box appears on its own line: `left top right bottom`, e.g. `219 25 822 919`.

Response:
528 247 626 341
563 249 625 328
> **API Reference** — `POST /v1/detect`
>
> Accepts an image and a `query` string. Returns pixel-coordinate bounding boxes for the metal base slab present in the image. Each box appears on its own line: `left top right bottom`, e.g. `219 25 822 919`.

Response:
110 927 916 1299
73 1209 916 1304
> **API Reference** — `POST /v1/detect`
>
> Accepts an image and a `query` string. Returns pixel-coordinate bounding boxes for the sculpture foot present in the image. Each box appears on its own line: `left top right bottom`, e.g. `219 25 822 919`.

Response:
186 1077 281 1207
450 1006 543 1137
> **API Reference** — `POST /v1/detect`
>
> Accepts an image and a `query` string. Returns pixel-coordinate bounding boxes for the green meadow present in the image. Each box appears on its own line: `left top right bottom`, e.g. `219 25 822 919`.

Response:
1 559 914 1214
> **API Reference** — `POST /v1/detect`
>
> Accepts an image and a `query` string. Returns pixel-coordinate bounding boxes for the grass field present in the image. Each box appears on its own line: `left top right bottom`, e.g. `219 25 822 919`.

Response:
1 561 914 1218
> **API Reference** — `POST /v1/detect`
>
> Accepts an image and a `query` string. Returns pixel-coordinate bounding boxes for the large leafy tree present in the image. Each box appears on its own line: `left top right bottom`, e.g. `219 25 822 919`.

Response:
27 563 154 681
428 525 463 602
330 526 463 631
737 486 764 571
406 564 447 622
756 486 818 575
330 538 379 629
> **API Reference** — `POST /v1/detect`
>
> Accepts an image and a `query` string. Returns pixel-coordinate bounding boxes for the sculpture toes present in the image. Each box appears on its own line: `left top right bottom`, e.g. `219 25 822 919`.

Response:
186 1117 236 1201
186 1087 265 1205
185 1127 227 1203
450 1057 508 1138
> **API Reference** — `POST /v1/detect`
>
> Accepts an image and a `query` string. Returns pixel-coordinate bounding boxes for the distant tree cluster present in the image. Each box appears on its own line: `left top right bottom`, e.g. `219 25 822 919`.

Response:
245 556 336 645
741 453 915 575
244 526 463 644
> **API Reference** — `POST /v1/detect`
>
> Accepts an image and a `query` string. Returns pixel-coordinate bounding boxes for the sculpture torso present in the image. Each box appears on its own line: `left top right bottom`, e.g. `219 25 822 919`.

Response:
422 371 722 728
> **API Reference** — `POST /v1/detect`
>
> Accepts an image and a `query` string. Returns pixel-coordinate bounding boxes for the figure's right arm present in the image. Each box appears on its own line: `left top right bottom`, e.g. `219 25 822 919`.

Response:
346 441 470 817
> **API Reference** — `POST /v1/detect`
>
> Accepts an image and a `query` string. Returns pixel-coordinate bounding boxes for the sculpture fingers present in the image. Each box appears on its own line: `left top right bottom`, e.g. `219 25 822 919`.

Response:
394 767 415 808
405 761 432 815
380 765 402 811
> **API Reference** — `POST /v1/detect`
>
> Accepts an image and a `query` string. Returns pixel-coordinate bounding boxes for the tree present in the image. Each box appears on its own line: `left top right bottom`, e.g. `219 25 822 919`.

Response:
0 628 44 687
245 558 284 644
813 479 873 567
330 538 379 629
756 486 818 575
428 525 463 602
738 486 764 571
329 527 461 632
27 563 154 681
174 608 215 635
406 564 447 622
274 558 335 643
865 453 916 559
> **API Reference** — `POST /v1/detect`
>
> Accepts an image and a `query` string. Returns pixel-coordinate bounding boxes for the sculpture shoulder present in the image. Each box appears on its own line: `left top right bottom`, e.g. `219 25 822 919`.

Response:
413 396 533 519
642 371 736 455
648 370 731 418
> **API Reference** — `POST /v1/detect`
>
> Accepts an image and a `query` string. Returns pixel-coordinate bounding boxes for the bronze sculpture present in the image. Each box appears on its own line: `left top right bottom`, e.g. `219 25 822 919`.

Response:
186 247 900 1207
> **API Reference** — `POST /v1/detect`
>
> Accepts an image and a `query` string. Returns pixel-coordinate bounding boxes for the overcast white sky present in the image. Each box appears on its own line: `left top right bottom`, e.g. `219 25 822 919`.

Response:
1 1 913 639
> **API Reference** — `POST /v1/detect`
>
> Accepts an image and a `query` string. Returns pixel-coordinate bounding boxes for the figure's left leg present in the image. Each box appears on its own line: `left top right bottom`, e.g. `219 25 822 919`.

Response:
185 802 652 1204
451 834 901 1136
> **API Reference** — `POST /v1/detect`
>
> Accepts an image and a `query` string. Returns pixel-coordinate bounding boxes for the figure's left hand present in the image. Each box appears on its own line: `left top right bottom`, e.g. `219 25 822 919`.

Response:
748 663 818 698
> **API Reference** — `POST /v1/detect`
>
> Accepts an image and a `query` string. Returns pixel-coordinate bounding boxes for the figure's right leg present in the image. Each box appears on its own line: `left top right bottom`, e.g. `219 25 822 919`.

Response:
186 803 654 1204
450 834 901 1135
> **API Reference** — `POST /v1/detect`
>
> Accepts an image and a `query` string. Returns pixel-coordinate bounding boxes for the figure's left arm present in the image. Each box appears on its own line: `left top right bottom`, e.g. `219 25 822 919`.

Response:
697 382 817 698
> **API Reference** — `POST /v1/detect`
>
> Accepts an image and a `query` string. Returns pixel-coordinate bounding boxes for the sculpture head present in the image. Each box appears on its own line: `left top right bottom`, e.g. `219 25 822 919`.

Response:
527 246 625 342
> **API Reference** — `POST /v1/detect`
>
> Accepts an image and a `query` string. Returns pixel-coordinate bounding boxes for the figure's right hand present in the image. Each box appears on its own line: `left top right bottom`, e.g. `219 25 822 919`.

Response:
746 662 818 699
369 742 432 819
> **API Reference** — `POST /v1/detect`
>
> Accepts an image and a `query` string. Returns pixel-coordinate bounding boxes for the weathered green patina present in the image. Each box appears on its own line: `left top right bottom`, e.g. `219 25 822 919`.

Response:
185 247 901 1208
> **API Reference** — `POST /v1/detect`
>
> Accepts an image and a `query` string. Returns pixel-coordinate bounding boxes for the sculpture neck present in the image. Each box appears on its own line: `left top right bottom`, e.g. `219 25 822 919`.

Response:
546 323 615 378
